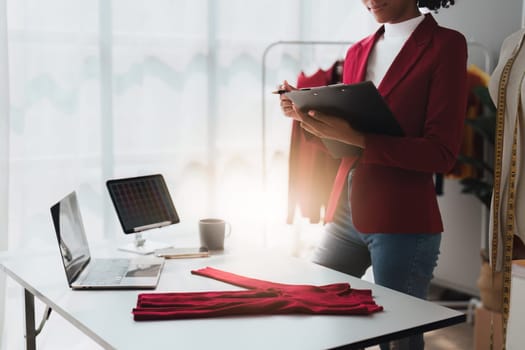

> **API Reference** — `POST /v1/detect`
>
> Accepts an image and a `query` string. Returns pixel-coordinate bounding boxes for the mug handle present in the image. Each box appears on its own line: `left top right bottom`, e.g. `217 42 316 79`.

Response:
225 222 232 237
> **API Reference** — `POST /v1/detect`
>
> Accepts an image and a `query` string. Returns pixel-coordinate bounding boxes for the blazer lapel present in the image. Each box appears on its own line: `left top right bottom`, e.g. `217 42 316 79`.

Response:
378 14 438 97
348 30 383 83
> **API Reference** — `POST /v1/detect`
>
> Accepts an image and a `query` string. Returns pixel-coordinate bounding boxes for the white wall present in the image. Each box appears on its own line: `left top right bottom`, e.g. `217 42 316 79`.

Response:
431 0 523 295
434 0 523 70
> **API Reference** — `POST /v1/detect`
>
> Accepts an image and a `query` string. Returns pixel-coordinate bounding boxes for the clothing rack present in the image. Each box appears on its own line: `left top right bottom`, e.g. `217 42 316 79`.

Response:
467 40 493 73
260 40 354 179
260 40 354 247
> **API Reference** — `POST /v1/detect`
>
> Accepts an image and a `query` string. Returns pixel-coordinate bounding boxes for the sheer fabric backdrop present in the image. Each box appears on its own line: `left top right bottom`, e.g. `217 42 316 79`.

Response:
0 0 9 343
0 1 373 347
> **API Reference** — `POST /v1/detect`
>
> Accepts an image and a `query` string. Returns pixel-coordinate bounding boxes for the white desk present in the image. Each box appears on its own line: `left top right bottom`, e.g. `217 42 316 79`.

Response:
0 249 465 350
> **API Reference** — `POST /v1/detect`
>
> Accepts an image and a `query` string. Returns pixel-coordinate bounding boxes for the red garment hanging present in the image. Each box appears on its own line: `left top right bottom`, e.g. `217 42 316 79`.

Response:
287 61 343 224
133 266 383 321
445 64 489 179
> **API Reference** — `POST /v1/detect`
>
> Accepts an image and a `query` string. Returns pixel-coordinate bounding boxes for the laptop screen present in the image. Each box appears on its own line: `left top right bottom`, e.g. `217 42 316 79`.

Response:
50 191 91 285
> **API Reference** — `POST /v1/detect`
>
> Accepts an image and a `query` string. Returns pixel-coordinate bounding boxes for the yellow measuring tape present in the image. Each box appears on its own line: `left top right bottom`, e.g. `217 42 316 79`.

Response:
491 33 525 350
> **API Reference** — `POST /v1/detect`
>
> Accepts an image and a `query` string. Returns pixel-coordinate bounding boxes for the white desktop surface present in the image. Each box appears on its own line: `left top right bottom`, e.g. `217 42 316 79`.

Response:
0 249 464 349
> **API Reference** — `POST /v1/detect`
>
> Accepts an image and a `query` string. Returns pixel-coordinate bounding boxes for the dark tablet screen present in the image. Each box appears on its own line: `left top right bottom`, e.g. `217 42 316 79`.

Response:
106 174 180 233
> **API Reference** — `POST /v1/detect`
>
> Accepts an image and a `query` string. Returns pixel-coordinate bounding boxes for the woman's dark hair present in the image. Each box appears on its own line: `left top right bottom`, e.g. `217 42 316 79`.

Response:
418 0 455 11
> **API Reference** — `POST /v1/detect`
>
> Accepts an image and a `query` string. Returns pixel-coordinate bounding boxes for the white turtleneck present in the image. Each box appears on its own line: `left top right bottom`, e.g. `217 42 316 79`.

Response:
366 15 425 87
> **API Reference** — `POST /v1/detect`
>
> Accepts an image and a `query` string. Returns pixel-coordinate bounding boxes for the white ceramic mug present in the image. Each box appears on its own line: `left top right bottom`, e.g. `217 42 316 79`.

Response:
198 218 231 250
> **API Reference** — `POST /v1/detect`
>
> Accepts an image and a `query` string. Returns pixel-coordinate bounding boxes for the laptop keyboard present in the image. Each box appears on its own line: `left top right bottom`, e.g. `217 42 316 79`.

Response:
81 259 130 285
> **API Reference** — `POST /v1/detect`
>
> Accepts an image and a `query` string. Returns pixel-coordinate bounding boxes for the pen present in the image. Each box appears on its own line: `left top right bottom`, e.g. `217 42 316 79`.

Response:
272 89 288 95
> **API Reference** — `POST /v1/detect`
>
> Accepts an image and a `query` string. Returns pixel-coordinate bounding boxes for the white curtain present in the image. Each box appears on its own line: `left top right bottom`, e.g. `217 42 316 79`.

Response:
0 1 373 347
0 0 9 343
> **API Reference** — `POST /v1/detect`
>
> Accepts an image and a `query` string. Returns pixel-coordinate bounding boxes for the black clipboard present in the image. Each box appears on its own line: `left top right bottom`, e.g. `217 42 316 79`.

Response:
285 81 404 158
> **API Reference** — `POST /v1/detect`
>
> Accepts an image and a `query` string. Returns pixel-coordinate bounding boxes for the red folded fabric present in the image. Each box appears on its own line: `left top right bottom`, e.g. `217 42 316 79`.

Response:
133 267 383 321
191 266 349 292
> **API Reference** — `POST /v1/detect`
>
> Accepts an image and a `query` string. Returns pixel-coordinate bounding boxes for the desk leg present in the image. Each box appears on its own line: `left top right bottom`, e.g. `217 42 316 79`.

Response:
24 289 36 350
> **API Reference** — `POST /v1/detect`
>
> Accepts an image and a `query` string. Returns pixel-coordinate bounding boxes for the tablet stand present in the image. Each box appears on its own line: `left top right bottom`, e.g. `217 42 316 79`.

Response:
118 232 172 255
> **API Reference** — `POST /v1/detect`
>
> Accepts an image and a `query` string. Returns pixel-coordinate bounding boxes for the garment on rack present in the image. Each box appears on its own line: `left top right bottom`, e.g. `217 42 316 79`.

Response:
287 60 343 224
433 64 489 195
446 64 490 179
133 266 383 321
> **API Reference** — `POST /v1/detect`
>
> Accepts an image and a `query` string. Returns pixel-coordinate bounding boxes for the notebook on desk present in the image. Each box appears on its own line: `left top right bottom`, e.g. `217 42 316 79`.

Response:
50 191 164 290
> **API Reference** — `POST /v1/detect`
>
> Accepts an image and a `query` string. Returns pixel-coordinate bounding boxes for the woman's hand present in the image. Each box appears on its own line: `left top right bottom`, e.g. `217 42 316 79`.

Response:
300 110 366 148
278 80 304 122
277 80 365 148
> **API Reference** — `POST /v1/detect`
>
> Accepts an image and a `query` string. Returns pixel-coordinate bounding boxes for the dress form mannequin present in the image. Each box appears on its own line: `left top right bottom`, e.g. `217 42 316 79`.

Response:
487 27 525 349
488 28 525 271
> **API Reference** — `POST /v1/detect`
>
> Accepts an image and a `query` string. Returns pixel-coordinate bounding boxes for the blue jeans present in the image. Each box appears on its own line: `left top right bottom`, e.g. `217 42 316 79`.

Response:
312 172 441 350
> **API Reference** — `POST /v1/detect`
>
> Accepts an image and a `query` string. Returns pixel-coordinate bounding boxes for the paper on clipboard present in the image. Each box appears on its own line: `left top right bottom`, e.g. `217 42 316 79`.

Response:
285 81 404 158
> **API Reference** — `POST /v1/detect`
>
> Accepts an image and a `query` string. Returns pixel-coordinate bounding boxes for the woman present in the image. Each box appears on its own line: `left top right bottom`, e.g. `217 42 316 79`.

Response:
279 1 467 349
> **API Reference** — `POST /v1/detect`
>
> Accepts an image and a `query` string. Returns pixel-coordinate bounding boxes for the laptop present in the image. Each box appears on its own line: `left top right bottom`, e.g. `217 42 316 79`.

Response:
50 191 164 289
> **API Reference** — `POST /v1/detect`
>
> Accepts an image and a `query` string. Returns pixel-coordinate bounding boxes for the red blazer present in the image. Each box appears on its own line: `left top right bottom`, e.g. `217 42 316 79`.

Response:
325 14 468 233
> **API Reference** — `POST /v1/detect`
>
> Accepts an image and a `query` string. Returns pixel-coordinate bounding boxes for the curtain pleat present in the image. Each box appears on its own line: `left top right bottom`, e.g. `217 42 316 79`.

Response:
0 0 10 343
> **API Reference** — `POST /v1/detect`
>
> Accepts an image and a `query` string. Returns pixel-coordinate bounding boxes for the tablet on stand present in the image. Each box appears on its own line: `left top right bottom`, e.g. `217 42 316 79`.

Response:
106 174 180 255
